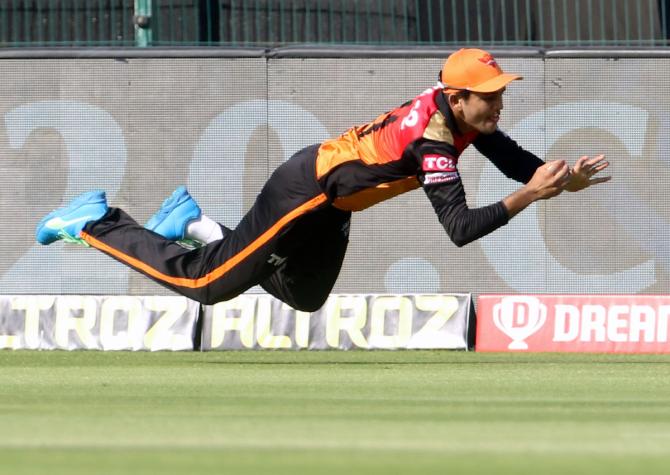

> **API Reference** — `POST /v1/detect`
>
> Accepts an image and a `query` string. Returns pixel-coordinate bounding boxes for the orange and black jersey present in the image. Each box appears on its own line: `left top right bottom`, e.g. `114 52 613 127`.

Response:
78 86 543 308
315 86 544 246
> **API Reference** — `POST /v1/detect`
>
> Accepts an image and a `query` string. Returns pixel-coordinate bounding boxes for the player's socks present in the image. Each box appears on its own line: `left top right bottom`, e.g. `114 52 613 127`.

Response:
185 215 225 244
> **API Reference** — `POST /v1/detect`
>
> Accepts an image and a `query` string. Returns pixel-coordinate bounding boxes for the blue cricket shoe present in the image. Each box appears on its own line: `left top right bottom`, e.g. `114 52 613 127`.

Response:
145 186 201 241
35 190 108 245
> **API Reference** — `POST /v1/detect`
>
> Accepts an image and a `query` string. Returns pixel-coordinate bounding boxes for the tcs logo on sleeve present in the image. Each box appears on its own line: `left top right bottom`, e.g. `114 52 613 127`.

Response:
422 154 457 172
422 154 460 186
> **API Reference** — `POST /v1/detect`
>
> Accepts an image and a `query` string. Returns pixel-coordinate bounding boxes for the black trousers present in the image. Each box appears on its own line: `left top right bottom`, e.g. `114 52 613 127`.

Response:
81 144 351 311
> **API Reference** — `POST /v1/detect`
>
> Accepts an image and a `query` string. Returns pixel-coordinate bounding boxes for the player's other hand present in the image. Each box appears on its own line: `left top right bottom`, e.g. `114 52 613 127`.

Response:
527 159 570 200
563 154 611 192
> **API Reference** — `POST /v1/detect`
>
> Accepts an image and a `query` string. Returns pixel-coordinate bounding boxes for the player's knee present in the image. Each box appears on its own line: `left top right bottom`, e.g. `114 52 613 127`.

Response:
286 294 328 312
293 301 326 312
291 292 329 312
201 295 220 306
288 274 341 311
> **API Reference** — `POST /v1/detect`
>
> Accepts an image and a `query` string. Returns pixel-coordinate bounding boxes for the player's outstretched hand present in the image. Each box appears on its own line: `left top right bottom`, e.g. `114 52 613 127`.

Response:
527 159 571 200
564 154 611 192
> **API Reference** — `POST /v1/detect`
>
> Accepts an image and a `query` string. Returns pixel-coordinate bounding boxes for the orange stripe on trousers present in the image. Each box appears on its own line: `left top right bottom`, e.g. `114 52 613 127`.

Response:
81 193 329 289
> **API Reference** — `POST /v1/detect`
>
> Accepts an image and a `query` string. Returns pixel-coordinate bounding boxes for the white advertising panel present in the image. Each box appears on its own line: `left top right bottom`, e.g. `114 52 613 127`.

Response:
0 295 199 351
201 293 474 350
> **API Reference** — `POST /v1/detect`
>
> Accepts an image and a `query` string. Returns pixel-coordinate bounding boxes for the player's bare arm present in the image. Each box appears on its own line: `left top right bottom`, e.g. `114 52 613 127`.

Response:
502 160 571 218
563 154 611 192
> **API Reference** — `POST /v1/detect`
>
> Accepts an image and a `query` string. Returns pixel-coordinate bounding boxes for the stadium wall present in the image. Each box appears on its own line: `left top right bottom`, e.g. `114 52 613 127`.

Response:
0 47 667 298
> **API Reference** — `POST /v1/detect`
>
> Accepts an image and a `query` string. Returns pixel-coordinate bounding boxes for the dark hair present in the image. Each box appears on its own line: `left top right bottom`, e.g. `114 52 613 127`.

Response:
451 89 471 100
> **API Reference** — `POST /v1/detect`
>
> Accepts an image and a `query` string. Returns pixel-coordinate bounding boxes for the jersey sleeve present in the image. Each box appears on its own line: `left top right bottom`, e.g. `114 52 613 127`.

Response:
414 140 509 247
473 128 544 184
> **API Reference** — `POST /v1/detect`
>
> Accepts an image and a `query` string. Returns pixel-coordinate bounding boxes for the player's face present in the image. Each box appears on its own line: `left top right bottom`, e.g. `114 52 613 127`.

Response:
453 89 505 135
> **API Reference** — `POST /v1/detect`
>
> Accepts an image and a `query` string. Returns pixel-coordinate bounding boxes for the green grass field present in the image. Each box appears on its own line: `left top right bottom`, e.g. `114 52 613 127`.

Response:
1 351 669 475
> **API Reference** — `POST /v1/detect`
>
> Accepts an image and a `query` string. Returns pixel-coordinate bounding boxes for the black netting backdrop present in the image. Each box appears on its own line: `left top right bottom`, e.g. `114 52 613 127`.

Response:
0 55 663 295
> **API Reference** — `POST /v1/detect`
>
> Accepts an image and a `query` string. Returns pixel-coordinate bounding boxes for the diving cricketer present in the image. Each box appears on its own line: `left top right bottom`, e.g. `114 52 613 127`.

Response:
36 48 610 311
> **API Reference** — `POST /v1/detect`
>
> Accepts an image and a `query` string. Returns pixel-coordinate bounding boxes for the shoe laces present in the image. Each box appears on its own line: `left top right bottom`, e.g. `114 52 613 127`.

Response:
177 238 203 250
57 229 91 247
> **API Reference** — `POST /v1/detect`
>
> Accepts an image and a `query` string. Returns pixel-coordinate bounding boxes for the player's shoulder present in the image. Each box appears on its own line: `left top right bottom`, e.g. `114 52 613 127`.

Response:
423 111 455 144
403 86 442 113
391 87 443 134
405 86 454 145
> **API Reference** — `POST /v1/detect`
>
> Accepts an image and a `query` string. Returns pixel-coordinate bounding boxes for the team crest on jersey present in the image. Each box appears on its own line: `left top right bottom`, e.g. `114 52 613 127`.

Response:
478 53 498 68
422 154 457 172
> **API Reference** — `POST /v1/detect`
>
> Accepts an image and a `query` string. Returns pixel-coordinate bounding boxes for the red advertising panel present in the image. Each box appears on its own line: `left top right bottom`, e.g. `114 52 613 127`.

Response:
476 295 670 353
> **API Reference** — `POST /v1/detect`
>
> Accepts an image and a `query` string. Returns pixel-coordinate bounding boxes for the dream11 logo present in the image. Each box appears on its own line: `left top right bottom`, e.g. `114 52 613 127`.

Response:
492 296 547 350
